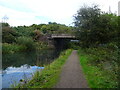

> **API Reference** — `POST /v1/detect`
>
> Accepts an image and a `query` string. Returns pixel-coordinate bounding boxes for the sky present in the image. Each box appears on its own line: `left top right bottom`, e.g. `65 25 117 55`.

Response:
0 0 119 26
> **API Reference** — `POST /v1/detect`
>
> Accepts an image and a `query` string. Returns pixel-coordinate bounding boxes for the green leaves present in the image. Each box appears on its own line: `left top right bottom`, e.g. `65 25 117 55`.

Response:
40 22 74 34
74 5 118 48
16 36 35 51
2 24 17 43
78 49 118 88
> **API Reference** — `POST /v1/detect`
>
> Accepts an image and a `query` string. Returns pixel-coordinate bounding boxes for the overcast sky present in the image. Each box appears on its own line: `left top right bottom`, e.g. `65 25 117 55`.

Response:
0 0 119 26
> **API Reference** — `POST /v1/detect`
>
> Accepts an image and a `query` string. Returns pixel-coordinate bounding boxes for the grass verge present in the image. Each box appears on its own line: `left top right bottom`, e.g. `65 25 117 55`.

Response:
15 49 72 88
78 49 118 88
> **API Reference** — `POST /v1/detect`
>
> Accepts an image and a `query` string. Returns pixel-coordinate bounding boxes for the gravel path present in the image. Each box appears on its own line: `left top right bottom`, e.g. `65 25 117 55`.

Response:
55 50 89 88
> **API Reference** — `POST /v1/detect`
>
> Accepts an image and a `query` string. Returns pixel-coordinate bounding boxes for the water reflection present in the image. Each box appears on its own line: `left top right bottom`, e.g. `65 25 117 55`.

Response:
2 64 44 88
2 49 60 70
2 49 60 88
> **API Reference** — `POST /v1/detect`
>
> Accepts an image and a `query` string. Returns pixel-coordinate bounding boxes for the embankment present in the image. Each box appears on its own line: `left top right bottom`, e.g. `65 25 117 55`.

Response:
15 49 72 88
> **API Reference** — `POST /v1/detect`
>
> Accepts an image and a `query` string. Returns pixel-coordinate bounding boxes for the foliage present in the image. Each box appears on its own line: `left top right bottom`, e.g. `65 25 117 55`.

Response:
2 43 26 54
35 42 49 50
117 16 120 49
74 5 119 88
74 5 118 48
78 49 118 88
41 22 74 34
12 26 34 37
85 44 118 63
12 22 74 36
30 30 44 41
15 49 72 88
2 23 18 43
2 22 75 52
2 23 10 27
30 24 46 30
68 41 80 50
16 36 35 51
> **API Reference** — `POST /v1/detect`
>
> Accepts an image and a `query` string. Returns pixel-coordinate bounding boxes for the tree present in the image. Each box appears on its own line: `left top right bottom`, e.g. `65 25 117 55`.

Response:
74 5 101 47
2 23 17 43
74 5 118 48
41 22 73 34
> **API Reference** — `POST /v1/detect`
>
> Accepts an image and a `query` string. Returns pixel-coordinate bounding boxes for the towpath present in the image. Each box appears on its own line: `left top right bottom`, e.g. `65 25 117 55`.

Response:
55 50 89 88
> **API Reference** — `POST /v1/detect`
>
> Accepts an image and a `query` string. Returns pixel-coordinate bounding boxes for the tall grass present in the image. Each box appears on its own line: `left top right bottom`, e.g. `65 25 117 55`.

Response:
78 48 118 88
15 49 72 88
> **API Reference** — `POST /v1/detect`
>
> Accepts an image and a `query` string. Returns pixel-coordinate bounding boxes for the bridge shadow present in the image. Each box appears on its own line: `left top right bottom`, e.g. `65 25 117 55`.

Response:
54 38 70 50
48 34 77 51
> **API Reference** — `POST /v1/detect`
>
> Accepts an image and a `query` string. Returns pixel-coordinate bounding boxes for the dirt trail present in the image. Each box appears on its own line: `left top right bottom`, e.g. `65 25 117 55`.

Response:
55 50 89 88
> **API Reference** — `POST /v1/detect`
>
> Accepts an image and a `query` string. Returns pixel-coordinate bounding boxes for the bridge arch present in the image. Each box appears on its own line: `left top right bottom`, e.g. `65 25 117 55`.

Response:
48 34 77 50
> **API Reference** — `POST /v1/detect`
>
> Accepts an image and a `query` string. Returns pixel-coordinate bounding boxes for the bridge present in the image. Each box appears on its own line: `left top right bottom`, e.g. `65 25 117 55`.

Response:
48 34 77 50
48 34 76 39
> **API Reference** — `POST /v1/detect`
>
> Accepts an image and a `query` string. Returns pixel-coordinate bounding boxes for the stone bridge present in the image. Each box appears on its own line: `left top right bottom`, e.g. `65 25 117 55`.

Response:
48 34 77 50
48 34 76 39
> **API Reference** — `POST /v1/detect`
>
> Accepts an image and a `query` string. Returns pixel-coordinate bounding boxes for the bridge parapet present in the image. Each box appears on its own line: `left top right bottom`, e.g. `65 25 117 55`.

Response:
51 34 75 39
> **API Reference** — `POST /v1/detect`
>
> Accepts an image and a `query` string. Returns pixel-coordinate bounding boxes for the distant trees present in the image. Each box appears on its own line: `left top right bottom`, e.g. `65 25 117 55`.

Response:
12 26 34 37
2 23 18 43
2 22 74 53
2 22 74 44
74 5 119 48
40 22 74 34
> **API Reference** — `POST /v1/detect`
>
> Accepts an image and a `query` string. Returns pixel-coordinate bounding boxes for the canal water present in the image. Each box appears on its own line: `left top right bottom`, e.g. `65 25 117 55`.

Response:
1 49 60 88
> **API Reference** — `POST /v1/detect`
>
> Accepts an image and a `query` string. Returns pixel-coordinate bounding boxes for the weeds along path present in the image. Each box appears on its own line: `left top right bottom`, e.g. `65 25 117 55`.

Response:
55 50 89 88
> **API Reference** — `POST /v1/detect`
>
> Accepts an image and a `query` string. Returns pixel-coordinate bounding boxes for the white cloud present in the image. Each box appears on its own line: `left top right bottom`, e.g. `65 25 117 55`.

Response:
0 6 37 26
0 0 119 26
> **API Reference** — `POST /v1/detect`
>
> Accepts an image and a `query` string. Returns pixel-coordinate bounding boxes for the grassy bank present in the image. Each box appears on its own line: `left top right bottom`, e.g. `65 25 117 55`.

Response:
78 48 118 88
15 49 72 88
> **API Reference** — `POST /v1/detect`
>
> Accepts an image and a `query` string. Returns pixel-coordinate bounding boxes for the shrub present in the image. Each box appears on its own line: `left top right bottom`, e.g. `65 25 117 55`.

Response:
16 36 35 51
2 27 17 43
2 43 26 54
78 49 118 88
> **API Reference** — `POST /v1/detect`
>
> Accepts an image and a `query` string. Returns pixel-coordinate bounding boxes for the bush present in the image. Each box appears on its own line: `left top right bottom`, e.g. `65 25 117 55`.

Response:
78 49 118 88
35 42 49 50
16 36 35 51
68 42 80 50
84 44 118 64
2 27 17 43
2 43 26 54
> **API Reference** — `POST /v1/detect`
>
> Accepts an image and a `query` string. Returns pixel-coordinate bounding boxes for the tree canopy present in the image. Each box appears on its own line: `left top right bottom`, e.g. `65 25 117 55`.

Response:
74 5 119 48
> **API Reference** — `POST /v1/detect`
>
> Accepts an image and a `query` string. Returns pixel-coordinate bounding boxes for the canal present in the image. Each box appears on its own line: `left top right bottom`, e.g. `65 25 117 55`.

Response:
2 49 60 88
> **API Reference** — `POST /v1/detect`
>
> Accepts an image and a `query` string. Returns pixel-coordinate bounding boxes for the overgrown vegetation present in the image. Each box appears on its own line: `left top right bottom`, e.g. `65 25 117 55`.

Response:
2 3 119 88
2 43 26 53
14 49 72 88
78 47 118 88
2 22 74 53
74 5 119 88
74 5 119 48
